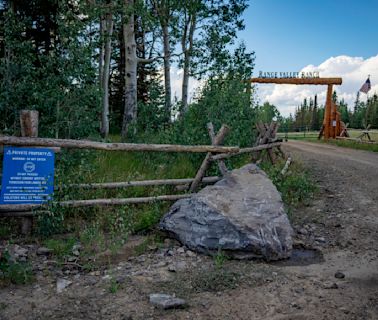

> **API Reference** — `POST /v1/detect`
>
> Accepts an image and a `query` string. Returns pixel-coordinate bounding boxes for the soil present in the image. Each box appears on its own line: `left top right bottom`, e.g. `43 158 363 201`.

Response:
1 140 378 320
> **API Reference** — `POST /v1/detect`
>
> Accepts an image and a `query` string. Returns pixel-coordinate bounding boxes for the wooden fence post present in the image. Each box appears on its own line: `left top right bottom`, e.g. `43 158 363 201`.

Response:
19 110 39 235
207 123 228 176
189 124 230 193
253 122 277 164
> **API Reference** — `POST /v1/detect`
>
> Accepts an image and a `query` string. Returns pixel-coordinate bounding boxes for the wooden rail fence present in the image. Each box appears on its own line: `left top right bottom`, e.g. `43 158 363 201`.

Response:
0 111 283 234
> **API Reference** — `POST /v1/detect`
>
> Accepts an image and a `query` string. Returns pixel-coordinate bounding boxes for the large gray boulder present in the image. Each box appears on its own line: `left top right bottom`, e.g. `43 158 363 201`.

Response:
160 164 293 261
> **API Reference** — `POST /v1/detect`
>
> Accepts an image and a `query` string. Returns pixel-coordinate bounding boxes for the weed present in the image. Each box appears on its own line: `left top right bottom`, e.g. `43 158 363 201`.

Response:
36 209 64 237
190 268 240 293
108 277 120 294
261 160 317 208
0 222 12 238
0 251 33 285
44 237 76 257
133 234 164 256
80 225 106 255
132 203 169 233
214 248 228 269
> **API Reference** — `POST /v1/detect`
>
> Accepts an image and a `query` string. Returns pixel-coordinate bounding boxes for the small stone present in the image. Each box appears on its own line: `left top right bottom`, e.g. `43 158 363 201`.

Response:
116 275 126 284
155 261 167 268
72 244 82 251
67 256 77 263
177 247 185 254
36 247 52 256
168 265 176 272
315 237 326 243
72 250 80 257
323 282 338 289
290 302 301 309
167 261 186 272
186 250 195 257
12 245 28 260
149 293 186 309
334 271 345 279
339 307 350 314
166 250 174 256
298 228 308 235
56 278 72 293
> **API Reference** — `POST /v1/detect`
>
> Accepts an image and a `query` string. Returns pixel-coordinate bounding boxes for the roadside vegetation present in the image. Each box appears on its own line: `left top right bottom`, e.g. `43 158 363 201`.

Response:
0 142 317 286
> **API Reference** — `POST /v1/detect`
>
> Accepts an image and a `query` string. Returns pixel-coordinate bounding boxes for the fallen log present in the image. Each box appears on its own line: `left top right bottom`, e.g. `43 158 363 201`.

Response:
0 136 239 154
0 194 192 212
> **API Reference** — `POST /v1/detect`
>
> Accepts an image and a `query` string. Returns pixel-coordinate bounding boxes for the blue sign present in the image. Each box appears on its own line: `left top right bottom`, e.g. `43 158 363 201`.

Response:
0 147 55 204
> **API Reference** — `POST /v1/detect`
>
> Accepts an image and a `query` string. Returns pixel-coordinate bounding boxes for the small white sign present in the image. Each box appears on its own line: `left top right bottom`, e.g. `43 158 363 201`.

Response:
332 120 337 127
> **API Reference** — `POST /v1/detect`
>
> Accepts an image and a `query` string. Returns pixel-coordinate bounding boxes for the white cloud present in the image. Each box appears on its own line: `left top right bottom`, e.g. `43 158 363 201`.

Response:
170 67 202 103
256 54 378 117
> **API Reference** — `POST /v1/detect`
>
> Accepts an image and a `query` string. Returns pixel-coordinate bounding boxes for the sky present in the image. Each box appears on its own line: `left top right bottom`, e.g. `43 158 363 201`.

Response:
239 0 378 116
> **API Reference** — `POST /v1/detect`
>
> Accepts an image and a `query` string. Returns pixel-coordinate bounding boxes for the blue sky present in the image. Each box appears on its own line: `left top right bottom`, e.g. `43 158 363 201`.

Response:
233 0 378 115
241 0 378 73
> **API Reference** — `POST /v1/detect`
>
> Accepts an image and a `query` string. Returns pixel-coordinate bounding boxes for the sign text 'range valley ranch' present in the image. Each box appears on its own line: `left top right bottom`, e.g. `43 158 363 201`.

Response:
258 71 320 79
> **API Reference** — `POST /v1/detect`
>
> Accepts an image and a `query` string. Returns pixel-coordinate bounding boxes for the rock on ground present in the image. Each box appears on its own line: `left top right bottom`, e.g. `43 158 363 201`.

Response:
149 293 186 309
160 163 293 261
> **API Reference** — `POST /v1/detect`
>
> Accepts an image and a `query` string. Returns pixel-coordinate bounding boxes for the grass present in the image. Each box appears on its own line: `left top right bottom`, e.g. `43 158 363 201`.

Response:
44 237 77 257
261 159 317 210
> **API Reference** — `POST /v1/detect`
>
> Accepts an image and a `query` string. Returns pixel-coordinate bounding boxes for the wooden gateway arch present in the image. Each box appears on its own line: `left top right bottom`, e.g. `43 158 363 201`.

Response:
250 77 343 139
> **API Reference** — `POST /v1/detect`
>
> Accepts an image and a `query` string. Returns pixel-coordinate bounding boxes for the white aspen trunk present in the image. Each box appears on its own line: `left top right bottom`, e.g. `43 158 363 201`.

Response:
99 17 105 88
100 13 114 138
122 0 138 140
181 14 196 114
162 22 171 117
181 51 190 114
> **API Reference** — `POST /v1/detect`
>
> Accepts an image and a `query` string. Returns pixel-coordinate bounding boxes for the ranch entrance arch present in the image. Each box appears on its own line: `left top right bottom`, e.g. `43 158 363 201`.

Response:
250 77 343 139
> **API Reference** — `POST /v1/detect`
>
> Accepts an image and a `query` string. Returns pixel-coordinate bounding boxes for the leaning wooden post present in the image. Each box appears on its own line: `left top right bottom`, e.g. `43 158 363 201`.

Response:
189 125 230 193
19 110 39 235
207 123 228 176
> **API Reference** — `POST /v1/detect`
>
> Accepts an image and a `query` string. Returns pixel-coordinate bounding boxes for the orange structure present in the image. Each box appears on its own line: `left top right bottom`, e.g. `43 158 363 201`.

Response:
250 77 343 139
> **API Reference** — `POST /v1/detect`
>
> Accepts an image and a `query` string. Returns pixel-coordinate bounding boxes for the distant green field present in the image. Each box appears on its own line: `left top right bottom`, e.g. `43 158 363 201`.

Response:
277 129 378 141
277 129 378 152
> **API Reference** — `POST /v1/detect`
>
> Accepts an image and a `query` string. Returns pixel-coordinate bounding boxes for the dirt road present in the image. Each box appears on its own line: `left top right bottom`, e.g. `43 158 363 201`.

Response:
1 141 377 319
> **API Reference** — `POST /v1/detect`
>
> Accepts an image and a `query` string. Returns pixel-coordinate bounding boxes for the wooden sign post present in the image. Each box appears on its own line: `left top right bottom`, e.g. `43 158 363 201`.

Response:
19 110 39 235
250 77 342 139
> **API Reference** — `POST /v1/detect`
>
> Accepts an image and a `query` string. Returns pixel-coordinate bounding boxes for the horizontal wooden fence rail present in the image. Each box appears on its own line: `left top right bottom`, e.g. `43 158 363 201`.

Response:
0 194 191 213
0 136 239 154
210 142 282 161
63 176 221 190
